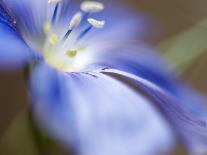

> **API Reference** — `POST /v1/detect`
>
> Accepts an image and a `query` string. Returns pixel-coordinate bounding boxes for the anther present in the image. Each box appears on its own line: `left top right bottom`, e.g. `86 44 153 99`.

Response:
43 22 51 34
69 12 83 29
49 34 58 44
67 50 77 58
80 1 104 13
48 0 61 4
88 18 105 28
62 12 82 41
76 18 105 41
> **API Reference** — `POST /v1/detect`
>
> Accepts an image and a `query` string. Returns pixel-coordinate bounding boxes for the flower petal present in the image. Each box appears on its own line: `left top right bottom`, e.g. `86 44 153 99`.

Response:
4 0 48 41
0 1 17 31
83 43 178 94
84 43 207 119
101 68 207 155
30 63 175 155
0 22 37 70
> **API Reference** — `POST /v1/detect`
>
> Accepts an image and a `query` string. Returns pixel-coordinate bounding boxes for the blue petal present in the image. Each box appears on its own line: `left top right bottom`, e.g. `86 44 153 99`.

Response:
30 63 175 155
4 0 48 40
84 43 177 94
0 1 17 31
101 69 207 155
84 43 207 119
0 22 37 70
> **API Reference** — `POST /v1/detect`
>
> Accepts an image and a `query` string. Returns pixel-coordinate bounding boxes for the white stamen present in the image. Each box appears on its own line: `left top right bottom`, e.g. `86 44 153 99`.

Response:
69 12 83 29
81 1 104 13
88 18 105 28
48 0 61 4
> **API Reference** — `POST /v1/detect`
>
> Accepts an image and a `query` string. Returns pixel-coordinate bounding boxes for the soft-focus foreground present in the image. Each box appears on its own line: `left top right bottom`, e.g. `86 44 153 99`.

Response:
1 0 207 155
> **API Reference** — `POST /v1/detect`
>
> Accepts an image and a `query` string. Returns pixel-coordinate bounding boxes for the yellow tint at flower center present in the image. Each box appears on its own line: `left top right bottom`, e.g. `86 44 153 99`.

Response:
40 0 105 72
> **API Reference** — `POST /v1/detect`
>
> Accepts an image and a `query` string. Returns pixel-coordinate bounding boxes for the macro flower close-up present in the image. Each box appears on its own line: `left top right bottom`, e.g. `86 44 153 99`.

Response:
1 0 207 155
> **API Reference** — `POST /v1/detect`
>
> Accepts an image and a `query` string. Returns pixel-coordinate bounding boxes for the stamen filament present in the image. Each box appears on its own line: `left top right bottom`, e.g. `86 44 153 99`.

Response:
76 18 105 41
76 25 92 41
79 12 89 26
62 29 72 41
52 3 59 24
62 12 82 41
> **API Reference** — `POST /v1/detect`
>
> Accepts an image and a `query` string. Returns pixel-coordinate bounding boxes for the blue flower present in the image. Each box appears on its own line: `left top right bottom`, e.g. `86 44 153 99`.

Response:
1 0 207 155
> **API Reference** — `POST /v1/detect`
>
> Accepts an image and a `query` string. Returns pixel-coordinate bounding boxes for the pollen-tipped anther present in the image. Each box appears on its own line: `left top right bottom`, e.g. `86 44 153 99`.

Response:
49 34 58 44
69 12 83 29
67 50 77 58
43 22 52 34
80 1 104 13
88 18 105 28
48 0 62 4
62 12 82 41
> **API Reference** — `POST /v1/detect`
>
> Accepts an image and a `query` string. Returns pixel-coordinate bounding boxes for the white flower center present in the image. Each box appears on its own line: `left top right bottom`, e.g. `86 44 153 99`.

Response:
41 0 105 72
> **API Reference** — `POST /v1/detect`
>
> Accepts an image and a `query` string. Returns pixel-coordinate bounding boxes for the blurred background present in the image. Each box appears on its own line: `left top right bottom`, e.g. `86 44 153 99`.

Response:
1 0 207 154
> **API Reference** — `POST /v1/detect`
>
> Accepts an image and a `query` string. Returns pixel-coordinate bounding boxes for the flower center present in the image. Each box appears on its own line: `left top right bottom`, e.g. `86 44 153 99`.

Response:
42 0 105 72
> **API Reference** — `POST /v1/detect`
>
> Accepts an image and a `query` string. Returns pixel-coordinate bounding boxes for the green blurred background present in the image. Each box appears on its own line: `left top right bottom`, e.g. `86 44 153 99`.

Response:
1 0 207 154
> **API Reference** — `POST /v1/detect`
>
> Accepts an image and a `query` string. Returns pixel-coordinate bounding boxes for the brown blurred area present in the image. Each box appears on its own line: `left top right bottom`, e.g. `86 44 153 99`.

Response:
126 0 207 43
1 0 207 154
